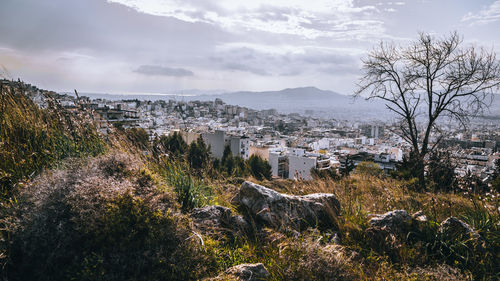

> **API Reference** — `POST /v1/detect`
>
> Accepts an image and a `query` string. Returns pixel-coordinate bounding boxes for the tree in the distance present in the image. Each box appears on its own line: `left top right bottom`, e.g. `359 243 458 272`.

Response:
356 32 500 190
187 137 210 170
426 150 457 191
155 131 187 159
247 155 272 181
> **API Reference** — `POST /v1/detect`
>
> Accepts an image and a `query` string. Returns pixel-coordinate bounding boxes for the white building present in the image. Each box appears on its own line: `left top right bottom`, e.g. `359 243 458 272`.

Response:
230 136 250 159
288 154 317 180
202 130 226 159
201 130 250 160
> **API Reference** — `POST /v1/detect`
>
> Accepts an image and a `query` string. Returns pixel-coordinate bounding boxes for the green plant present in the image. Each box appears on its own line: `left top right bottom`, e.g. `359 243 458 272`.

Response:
247 155 272 181
0 82 106 200
156 158 213 212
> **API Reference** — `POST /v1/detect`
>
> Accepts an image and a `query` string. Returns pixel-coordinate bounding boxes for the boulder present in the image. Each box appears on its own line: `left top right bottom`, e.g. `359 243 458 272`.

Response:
438 217 487 254
191 205 250 235
411 210 428 222
369 210 412 232
207 263 269 281
224 263 269 281
233 181 340 231
366 210 413 252
438 217 480 240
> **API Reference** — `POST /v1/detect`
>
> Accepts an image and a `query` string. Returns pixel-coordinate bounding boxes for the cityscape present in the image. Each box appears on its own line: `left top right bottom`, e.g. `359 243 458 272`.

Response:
2 1 500 280
15 78 500 183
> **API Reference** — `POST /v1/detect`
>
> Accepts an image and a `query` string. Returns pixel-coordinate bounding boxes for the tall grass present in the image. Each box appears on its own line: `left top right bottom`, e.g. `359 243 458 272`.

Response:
154 157 213 212
0 82 106 199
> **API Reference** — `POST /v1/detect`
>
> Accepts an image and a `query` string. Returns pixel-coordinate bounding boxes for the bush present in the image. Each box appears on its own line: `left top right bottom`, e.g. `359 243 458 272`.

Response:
154 132 187 159
156 157 213 212
354 161 383 177
123 127 150 150
1 153 213 281
427 150 457 192
311 167 340 180
247 155 272 181
187 137 211 171
0 82 105 200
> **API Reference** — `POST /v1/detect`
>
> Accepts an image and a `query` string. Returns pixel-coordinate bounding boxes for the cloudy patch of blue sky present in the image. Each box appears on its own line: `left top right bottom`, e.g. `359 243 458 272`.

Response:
0 0 499 94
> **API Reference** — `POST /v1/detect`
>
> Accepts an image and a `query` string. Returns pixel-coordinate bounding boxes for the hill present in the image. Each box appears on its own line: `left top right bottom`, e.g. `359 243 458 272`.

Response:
2 81 499 281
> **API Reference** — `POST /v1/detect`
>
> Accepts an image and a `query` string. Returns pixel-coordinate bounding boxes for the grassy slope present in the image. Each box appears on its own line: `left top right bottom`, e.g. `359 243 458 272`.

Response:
1 82 499 280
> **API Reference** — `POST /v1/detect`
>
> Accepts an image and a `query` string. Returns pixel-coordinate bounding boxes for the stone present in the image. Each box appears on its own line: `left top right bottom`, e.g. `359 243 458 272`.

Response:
438 217 480 240
412 210 428 222
233 181 340 231
191 205 250 235
369 210 412 232
207 263 269 281
224 263 269 281
366 210 413 252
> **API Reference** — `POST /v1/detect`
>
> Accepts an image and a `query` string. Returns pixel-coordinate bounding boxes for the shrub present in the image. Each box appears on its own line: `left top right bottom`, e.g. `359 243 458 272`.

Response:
354 161 383 177
156 158 213 212
154 132 187 159
1 153 212 281
247 155 272 181
123 127 150 150
0 82 105 200
187 137 211 171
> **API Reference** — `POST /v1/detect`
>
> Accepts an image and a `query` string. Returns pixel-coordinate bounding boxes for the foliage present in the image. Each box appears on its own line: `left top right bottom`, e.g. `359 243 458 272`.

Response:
311 167 340 180
460 171 489 194
0 82 106 200
154 131 187 159
247 155 272 180
187 137 211 171
1 153 212 281
123 127 150 150
219 145 248 178
155 157 213 212
491 159 500 192
354 161 384 177
427 150 457 192
339 155 355 177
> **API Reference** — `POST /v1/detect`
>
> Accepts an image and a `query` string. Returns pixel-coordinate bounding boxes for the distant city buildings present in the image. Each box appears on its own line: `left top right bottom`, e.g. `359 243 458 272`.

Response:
9 78 499 183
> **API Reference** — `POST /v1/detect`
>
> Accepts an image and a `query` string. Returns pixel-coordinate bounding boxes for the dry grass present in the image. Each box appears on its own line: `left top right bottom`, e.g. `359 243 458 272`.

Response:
265 174 476 223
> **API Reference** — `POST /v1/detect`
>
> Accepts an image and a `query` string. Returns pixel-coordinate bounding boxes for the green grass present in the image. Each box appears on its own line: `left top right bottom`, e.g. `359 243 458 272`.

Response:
0 82 106 200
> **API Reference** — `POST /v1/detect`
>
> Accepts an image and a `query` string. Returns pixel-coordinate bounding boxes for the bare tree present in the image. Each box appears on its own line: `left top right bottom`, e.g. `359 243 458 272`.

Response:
356 32 500 189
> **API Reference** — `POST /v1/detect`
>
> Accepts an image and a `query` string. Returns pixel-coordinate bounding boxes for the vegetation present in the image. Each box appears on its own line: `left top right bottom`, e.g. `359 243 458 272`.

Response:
356 32 500 189
247 155 272 181
1 80 499 281
1 153 213 281
0 82 105 200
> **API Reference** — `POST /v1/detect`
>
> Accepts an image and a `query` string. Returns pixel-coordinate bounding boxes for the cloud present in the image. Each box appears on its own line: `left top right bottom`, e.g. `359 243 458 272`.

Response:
462 1 500 25
108 0 386 40
222 62 269 76
134 65 194 76
209 43 362 77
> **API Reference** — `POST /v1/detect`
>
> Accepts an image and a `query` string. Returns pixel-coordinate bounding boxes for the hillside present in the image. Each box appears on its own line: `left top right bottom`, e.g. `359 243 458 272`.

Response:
1 81 499 281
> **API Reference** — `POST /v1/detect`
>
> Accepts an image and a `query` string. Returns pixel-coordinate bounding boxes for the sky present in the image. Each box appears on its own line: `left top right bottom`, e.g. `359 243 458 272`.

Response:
0 0 500 95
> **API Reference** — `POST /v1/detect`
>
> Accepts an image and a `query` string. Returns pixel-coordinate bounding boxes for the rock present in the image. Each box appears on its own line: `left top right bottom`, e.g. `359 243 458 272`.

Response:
366 210 413 252
438 217 480 240
224 263 269 281
369 210 412 232
207 263 269 281
412 210 428 222
438 217 487 254
191 205 250 235
233 181 340 231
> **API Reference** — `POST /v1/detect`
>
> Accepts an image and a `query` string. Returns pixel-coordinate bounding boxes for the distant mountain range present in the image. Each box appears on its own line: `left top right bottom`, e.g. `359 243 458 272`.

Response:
185 86 391 119
71 86 500 120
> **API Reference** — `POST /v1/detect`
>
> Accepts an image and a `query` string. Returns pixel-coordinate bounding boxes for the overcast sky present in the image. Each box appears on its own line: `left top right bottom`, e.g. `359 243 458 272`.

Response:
1 0 499 94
